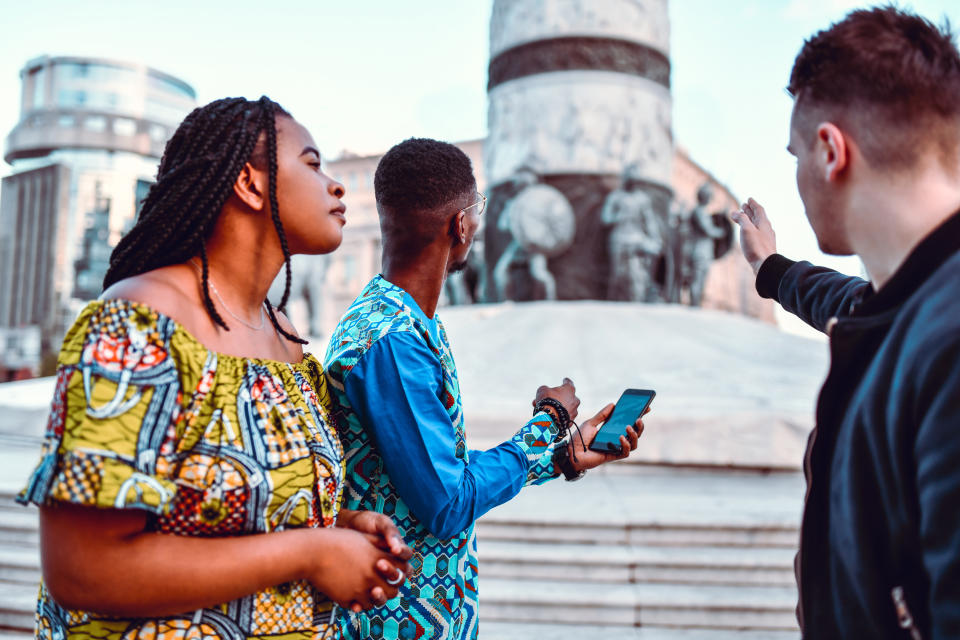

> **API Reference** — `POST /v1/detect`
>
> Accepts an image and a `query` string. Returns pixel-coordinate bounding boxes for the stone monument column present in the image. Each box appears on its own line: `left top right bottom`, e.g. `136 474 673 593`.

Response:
485 0 673 301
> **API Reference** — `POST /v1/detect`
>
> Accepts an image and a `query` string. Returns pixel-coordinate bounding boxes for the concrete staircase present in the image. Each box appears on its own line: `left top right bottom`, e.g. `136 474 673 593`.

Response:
0 467 804 639
474 466 803 637
0 489 36 637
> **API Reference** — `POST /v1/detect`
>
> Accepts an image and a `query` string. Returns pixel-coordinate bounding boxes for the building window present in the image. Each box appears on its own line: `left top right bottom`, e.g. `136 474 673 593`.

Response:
58 114 75 128
343 255 356 283
58 90 87 108
113 118 136 136
83 115 107 132
30 67 46 109
148 124 168 142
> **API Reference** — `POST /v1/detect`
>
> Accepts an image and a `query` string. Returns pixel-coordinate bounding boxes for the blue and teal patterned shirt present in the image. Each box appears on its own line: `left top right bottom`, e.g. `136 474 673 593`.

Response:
324 275 559 640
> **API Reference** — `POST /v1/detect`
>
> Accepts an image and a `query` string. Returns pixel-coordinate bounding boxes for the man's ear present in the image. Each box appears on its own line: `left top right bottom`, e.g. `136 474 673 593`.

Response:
449 211 467 244
816 122 849 182
233 162 266 211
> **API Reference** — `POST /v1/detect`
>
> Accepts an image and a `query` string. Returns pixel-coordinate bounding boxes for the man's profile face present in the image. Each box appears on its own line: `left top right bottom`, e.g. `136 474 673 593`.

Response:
449 187 482 273
789 103 850 256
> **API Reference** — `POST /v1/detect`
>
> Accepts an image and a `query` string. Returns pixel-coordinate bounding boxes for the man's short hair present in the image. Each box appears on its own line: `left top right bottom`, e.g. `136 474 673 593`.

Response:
375 137 476 255
788 6 960 170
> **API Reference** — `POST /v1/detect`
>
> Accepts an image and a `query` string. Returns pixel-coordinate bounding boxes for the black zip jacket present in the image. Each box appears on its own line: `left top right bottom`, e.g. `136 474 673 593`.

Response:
756 210 960 639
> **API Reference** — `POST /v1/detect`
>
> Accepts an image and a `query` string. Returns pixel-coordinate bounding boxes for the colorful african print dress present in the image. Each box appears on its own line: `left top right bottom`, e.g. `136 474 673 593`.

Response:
18 299 345 640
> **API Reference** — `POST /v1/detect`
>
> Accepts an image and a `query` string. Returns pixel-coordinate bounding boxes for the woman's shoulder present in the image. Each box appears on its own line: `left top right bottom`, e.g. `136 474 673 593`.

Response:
100 265 199 324
60 266 204 367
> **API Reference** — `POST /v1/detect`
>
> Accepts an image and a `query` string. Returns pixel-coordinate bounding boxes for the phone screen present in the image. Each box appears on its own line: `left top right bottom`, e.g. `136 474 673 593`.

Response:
590 390 654 452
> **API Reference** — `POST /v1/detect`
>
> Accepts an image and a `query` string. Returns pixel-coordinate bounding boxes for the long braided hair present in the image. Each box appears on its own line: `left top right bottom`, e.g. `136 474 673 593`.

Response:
103 96 306 344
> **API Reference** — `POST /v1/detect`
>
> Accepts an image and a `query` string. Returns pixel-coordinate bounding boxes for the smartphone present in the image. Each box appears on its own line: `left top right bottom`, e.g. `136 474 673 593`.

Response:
588 388 655 454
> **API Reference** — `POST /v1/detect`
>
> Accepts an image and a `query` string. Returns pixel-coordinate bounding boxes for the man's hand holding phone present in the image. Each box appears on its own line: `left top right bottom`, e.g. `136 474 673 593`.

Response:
569 400 648 472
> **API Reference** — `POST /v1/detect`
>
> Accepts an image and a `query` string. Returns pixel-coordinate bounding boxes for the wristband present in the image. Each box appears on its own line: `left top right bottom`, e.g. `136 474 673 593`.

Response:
552 441 585 482
534 397 570 441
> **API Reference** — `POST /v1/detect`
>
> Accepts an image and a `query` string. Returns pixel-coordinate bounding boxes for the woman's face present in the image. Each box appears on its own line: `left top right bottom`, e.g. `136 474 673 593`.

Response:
271 116 346 255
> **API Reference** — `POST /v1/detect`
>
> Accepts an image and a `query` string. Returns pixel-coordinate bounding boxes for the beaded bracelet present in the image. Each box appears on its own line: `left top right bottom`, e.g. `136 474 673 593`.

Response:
534 397 570 441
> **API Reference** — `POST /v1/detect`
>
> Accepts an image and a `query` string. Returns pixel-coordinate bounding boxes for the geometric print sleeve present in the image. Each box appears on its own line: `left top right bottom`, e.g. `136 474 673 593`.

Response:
510 412 560 486
18 299 183 514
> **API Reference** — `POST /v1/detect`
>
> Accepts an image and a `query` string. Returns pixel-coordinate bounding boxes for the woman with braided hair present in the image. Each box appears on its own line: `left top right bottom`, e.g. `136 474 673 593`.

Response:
17 96 412 640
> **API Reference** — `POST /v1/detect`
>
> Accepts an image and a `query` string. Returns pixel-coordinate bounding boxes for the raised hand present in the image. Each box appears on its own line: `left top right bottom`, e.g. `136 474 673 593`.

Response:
533 377 580 422
731 198 777 274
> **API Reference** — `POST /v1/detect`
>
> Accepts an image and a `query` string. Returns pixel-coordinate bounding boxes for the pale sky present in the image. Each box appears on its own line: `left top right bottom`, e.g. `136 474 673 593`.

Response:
3 0 959 330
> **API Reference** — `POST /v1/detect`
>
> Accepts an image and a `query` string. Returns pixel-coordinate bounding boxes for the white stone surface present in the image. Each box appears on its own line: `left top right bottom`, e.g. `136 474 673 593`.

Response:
437 301 828 469
487 71 673 188
490 0 670 58
0 377 54 410
0 302 829 471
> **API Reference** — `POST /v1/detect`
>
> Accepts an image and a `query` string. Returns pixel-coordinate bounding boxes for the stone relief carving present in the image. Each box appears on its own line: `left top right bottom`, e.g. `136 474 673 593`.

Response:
493 169 576 301
491 0 670 58
267 253 330 337
444 223 488 306
602 164 664 302
487 36 671 89
486 75 672 186
677 182 735 307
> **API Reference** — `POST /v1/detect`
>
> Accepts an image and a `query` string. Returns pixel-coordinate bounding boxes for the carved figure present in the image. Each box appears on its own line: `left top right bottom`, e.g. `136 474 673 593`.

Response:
682 182 728 307
444 222 487 305
601 164 663 301
267 253 330 337
493 169 576 301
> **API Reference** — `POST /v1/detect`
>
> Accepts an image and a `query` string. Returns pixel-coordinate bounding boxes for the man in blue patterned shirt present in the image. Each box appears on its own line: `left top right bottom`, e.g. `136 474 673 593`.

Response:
324 138 644 640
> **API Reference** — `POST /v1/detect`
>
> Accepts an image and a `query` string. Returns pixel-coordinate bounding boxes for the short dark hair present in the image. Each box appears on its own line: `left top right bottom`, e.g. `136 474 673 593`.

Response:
788 6 960 170
374 137 476 256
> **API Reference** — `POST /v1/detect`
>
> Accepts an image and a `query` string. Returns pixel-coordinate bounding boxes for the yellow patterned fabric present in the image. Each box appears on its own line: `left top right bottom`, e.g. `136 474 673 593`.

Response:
18 299 345 640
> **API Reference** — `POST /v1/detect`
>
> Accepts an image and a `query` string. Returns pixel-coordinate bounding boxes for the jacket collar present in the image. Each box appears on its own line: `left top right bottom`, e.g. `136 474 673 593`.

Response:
854 208 960 316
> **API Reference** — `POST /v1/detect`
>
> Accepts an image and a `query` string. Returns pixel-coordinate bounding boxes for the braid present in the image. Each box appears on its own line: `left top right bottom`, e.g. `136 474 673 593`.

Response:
199 243 228 330
103 96 305 345
261 98 293 312
265 300 308 345
258 97 308 346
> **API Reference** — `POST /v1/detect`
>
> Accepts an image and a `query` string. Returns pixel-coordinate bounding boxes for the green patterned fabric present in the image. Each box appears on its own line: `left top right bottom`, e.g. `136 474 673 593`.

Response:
19 299 346 640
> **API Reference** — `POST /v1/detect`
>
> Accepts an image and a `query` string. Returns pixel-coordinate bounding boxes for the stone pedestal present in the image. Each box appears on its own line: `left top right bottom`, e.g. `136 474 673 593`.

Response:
485 0 673 300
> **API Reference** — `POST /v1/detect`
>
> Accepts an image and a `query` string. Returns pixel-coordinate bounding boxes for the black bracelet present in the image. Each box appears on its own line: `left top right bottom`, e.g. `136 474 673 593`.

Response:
552 441 585 482
534 397 570 440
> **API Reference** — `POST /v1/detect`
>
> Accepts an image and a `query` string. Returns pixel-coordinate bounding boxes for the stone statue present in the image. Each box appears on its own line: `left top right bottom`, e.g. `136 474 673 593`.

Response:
682 182 728 307
493 169 576 301
267 253 330 337
444 221 487 305
601 164 663 302
662 199 686 304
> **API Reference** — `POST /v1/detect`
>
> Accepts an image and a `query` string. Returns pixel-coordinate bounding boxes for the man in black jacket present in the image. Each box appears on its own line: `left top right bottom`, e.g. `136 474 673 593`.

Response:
732 7 960 639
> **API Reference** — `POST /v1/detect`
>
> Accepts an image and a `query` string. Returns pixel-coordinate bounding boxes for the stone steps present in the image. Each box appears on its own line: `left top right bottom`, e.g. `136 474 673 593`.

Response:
0 474 803 634
477 519 798 549
0 510 37 549
0 543 41 587
0 583 34 634
473 468 802 633
479 540 796 587
480 621 799 639
0 492 37 634
481 578 798 630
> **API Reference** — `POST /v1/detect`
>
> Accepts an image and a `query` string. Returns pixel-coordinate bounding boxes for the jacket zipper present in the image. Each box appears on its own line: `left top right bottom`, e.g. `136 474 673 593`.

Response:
891 586 923 640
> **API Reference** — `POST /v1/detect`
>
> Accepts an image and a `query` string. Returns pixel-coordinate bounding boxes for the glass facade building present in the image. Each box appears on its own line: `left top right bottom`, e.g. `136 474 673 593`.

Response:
0 56 196 379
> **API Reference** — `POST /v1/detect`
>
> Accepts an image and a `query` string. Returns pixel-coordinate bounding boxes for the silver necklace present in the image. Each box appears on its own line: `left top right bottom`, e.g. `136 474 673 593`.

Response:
190 259 266 331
